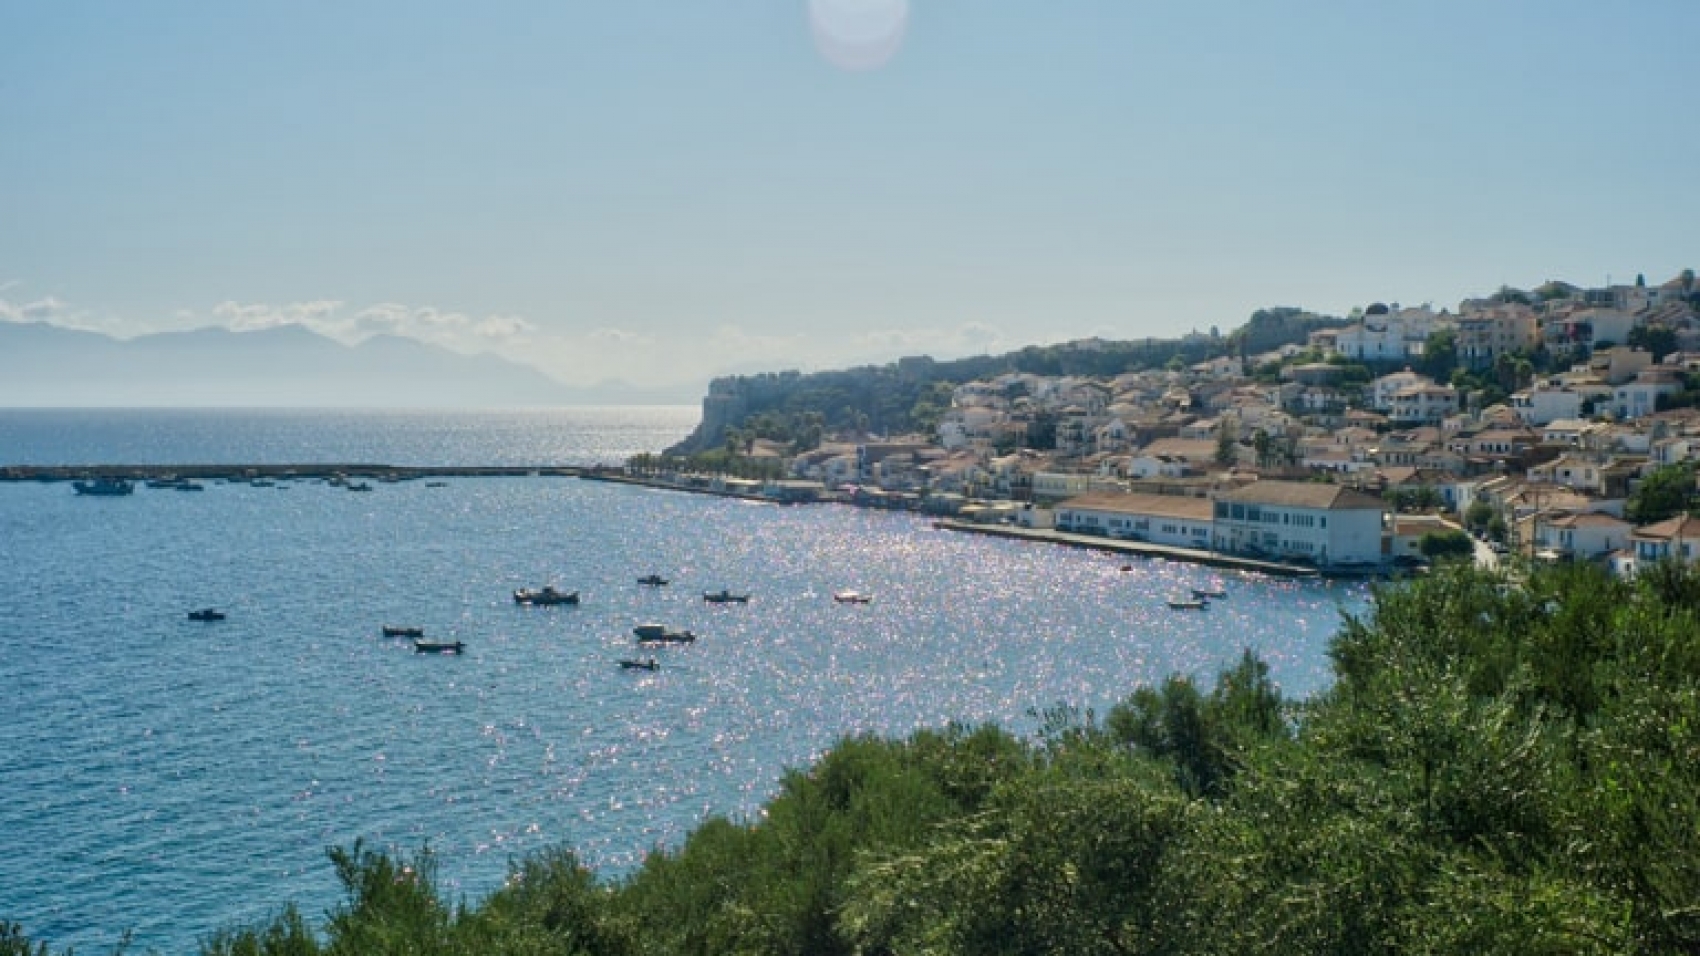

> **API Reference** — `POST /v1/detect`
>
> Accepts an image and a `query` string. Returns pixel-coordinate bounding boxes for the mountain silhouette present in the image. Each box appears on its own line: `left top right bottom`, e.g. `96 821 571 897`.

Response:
0 322 678 406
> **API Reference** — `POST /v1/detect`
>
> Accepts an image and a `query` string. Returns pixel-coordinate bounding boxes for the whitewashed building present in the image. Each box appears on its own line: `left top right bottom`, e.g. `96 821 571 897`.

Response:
1332 304 1439 362
1054 492 1215 549
1211 481 1389 567
1534 512 1632 563
1510 383 1585 426
1615 368 1687 420
1388 384 1460 426
1625 514 1700 570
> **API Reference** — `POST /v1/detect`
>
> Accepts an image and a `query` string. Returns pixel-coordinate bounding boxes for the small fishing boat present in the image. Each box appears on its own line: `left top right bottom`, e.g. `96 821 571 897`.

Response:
1167 598 1208 610
1191 586 1227 599
619 657 659 671
381 625 424 638
832 590 873 604
702 589 749 604
633 624 696 643
412 639 465 654
637 574 669 587
514 586 580 606
73 477 134 496
187 607 226 621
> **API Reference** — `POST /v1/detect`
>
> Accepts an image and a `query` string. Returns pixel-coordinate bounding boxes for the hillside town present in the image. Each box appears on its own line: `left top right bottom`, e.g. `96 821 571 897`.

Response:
641 272 1700 577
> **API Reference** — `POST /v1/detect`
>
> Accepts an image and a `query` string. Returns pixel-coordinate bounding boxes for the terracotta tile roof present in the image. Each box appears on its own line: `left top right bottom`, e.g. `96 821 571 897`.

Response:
1217 480 1388 511
1631 514 1700 541
1059 491 1214 521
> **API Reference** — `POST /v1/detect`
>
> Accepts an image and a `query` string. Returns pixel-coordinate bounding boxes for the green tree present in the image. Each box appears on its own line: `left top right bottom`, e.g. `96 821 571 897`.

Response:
1465 499 1495 532
1626 461 1698 524
1419 529 1475 561
1215 419 1239 467
1387 486 1443 513
1627 323 1679 363
1252 428 1273 468
1418 328 1458 381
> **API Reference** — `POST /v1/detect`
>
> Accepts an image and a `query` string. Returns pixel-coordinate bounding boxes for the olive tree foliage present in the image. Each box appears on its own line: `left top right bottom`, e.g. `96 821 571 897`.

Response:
609 724 1031 956
1417 529 1474 560
1626 461 1698 524
839 754 1193 956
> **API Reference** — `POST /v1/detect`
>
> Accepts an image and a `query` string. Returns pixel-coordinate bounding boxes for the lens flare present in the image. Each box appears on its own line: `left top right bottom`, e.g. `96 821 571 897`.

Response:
808 0 909 72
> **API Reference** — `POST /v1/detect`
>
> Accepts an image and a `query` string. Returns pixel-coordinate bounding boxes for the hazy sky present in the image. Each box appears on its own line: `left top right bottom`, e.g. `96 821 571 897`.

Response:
3 1 1696 391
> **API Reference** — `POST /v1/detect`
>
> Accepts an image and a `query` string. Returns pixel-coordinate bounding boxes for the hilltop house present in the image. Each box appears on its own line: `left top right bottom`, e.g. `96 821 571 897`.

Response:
1456 303 1539 369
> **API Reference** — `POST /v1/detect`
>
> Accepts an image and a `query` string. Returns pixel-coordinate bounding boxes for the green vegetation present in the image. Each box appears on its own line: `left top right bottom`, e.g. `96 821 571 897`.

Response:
1626 461 1699 524
18 561 1700 954
1417 528 1474 560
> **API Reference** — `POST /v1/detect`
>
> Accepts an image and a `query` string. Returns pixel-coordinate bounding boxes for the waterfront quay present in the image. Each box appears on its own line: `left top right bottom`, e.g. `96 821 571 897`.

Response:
931 519 1322 579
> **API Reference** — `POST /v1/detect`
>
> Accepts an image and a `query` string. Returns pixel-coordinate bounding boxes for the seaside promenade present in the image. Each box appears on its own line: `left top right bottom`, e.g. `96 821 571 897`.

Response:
929 519 1321 578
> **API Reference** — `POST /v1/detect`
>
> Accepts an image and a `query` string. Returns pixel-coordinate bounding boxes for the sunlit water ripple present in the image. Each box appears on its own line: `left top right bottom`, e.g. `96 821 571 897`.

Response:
0 410 1370 953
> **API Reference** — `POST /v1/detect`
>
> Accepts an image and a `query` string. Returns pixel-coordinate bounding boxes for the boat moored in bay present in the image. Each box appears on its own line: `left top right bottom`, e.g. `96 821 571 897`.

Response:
514 586 580 606
73 478 134 496
633 623 696 643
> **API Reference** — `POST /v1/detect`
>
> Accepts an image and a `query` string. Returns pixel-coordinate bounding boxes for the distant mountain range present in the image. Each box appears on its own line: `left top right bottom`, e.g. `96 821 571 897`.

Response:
0 322 696 407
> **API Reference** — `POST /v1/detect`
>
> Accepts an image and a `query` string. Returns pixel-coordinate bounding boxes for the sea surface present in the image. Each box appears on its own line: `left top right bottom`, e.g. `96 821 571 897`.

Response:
0 408 1371 953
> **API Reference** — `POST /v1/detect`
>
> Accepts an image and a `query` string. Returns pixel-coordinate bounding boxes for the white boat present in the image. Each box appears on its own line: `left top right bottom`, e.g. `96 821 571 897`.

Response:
832 590 873 604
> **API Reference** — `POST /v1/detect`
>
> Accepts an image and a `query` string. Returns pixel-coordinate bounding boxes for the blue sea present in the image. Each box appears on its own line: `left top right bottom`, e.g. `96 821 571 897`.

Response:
0 408 1370 953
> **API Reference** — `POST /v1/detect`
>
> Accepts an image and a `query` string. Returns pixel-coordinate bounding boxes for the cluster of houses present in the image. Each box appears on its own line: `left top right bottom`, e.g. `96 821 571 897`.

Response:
701 275 1700 576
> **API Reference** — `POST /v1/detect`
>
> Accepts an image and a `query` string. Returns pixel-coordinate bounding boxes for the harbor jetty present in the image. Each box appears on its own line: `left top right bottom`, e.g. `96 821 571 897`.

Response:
1 464 591 483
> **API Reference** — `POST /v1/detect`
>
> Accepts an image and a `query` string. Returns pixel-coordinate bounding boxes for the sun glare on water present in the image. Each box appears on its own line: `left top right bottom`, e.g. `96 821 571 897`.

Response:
808 0 910 71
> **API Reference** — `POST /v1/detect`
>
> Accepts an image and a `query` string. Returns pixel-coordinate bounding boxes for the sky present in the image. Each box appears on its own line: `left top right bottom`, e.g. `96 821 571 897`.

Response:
3 1 1697 394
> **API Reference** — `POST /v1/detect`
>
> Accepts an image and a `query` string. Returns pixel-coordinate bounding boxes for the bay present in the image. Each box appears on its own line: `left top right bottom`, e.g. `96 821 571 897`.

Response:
0 409 1369 953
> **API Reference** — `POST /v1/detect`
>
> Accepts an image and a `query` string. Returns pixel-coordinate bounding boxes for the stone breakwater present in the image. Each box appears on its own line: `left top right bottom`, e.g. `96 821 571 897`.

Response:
18 464 1329 579
0 464 598 482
